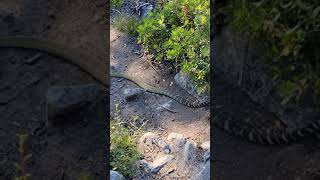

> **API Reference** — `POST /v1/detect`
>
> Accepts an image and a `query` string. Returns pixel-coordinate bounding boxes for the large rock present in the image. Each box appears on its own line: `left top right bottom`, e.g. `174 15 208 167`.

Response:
46 84 105 125
140 155 175 174
151 155 175 173
174 71 209 102
182 140 197 167
110 170 125 180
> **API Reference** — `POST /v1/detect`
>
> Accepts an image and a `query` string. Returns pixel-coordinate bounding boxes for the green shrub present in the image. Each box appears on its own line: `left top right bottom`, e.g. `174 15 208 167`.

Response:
137 0 210 94
222 0 320 105
110 119 141 178
110 122 141 177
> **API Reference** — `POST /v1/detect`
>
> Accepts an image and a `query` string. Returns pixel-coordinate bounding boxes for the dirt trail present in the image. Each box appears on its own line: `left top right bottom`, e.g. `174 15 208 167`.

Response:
110 25 210 179
0 0 107 179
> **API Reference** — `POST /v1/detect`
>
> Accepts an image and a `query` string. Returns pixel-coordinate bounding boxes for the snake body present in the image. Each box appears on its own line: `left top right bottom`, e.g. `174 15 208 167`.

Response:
111 72 209 108
2 36 319 144
213 76 320 145
0 36 108 86
0 36 208 108
214 115 320 145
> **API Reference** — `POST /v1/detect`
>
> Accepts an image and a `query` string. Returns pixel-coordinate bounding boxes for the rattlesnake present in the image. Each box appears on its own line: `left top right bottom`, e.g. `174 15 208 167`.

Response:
4 36 318 145
213 75 320 145
0 36 209 108
214 107 320 145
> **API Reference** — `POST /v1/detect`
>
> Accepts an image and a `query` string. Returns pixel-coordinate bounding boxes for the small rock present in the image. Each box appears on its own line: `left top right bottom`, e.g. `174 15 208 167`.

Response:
110 170 125 180
46 84 105 125
138 3 154 18
191 161 210 180
167 133 186 150
174 71 209 102
200 141 210 151
138 132 159 153
123 88 143 101
151 155 175 173
157 139 171 154
139 132 170 153
141 155 175 174
182 140 197 166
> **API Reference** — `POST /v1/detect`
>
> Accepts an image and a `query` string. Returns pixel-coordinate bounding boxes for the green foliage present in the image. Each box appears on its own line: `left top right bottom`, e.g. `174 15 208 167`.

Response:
111 0 124 9
112 15 141 36
110 121 141 177
223 0 320 105
14 134 32 180
110 104 141 178
137 0 210 94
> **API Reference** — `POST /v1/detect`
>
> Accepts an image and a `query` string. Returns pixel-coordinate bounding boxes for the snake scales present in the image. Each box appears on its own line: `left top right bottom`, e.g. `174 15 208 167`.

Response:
214 109 320 145
0 36 209 108
111 72 209 108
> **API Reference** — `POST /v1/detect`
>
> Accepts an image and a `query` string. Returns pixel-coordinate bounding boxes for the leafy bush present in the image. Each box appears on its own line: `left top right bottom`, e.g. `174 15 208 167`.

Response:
110 120 141 177
222 0 320 105
137 0 210 94
110 104 141 178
